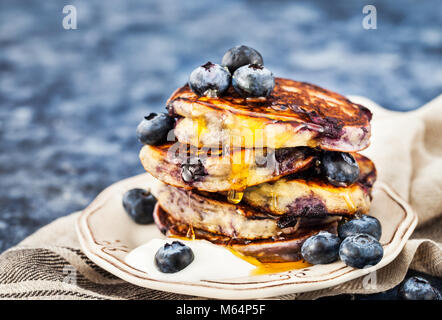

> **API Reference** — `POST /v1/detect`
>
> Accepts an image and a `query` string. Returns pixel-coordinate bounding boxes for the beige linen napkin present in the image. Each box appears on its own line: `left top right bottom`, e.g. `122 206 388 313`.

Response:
0 95 441 300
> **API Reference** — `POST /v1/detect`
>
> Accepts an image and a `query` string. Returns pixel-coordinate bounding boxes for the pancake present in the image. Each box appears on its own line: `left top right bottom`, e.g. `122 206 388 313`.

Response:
242 153 377 217
140 142 315 192
167 78 372 152
154 203 339 263
150 177 342 240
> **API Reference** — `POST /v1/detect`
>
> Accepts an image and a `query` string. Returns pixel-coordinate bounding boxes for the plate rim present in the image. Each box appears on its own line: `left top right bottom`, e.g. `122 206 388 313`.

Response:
76 174 418 299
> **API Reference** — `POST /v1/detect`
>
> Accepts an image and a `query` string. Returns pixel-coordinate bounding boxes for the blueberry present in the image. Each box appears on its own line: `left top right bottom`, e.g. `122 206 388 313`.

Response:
339 234 383 268
222 45 264 73
301 231 341 264
232 64 275 97
338 215 382 240
136 113 175 145
188 62 231 97
122 188 156 224
320 151 359 187
398 276 440 300
181 158 205 183
155 241 195 273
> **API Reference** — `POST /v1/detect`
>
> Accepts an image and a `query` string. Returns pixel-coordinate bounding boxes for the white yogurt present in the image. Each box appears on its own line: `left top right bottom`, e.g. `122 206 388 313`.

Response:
124 238 255 282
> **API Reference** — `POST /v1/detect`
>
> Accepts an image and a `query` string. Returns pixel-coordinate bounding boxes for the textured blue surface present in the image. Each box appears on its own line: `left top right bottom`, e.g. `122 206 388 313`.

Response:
0 0 441 258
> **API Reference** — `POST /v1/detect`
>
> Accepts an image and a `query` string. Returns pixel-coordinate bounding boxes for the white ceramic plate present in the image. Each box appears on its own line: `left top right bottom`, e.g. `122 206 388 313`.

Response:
76 173 417 299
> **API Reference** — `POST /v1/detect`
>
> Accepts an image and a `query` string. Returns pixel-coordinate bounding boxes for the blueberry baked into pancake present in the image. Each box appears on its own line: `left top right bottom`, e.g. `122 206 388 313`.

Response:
132 45 382 269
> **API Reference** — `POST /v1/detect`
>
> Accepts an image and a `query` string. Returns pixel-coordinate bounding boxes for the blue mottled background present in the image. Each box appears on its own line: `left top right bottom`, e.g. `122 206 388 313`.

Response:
0 0 441 270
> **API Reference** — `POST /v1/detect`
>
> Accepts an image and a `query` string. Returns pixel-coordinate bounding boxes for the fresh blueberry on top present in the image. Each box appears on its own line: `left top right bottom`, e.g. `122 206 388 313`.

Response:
222 45 264 73
301 231 341 265
320 151 360 187
122 188 156 224
232 64 275 98
339 234 383 269
188 62 231 97
155 241 195 273
398 276 440 300
338 215 382 240
136 113 175 146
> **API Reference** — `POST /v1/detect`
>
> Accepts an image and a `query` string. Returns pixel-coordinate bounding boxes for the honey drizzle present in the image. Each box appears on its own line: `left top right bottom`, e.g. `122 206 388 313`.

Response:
195 117 207 142
227 190 244 204
227 247 311 275
327 187 357 213
185 225 196 240
226 137 248 204
307 181 358 213
270 192 278 211
250 261 312 276
341 190 356 212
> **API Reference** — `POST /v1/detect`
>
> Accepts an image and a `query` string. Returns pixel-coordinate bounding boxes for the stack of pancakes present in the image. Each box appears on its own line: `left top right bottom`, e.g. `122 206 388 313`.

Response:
140 78 376 263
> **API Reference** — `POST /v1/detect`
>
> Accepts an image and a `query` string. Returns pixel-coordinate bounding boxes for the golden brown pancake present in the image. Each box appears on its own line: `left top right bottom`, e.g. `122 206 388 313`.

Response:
154 203 339 263
140 142 315 192
149 176 341 240
167 78 372 152
242 153 376 217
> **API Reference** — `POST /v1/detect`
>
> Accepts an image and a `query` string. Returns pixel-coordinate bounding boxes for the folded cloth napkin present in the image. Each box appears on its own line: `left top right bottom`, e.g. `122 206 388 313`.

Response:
0 95 441 300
